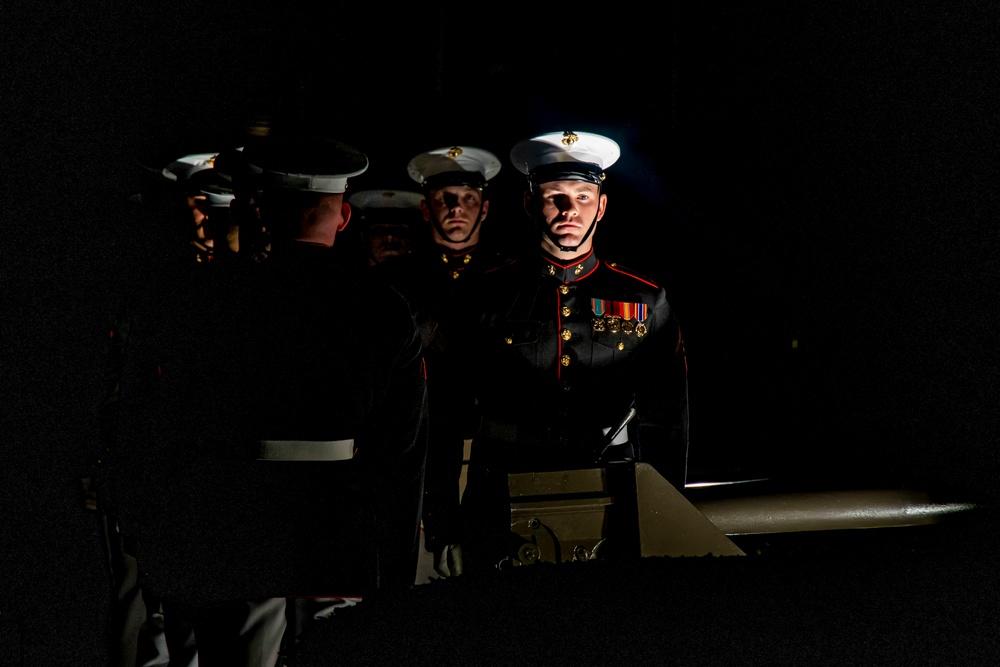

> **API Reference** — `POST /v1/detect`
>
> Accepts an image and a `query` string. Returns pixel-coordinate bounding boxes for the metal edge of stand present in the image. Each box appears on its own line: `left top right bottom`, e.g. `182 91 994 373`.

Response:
692 489 978 535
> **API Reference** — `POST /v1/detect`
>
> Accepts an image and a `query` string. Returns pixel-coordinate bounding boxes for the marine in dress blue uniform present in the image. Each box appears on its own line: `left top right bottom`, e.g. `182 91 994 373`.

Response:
99 149 231 667
373 146 512 579
108 134 428 665
461 131 690 566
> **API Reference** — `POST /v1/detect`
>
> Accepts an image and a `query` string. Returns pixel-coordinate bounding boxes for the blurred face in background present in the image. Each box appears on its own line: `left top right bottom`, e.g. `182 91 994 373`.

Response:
364 222 415 265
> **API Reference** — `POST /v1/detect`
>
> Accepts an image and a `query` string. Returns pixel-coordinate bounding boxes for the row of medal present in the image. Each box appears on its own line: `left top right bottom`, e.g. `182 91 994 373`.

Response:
592 315 648 337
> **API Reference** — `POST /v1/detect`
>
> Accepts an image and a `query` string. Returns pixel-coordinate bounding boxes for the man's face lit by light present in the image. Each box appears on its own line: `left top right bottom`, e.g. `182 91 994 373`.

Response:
422 185 488 248
530 180 607 257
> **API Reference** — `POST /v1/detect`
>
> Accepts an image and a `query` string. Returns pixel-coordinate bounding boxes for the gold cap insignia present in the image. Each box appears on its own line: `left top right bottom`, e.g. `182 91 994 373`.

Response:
561 131 579 146
447 146 464 159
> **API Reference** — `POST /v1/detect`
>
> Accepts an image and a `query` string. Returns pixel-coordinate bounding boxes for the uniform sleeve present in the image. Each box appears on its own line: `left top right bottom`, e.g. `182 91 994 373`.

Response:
355 294 429 593
631 289 690 486
419 363 471 554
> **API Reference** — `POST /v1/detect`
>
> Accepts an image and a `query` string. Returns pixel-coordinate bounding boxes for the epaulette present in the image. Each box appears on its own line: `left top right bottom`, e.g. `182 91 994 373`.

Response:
490 255 519 272
483 256 521 275
603 261 661 289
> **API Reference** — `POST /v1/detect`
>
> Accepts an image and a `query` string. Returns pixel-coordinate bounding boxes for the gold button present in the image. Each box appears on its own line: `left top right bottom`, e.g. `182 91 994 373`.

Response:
505 337 513 345
451 271 460 280
617 341 625 351
559 285 570 295
561 381 571 392
463 254 471 264
561 329 572 341
561 306 572 317
560 354 571 366
547 265 556 276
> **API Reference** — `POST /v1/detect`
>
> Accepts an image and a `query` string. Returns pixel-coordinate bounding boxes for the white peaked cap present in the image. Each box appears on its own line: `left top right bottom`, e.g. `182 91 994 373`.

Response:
510 131 620 176
407 146 501 186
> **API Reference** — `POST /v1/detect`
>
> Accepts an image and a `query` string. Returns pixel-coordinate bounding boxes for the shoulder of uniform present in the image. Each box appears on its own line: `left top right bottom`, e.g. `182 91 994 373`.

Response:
486 254 519 272
483 256 523 275
371 252 426 287
602 260 662 290
375 251 421 272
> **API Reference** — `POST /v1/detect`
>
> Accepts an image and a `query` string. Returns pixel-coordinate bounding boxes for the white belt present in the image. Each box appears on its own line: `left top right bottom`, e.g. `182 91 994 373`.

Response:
258 439 355 462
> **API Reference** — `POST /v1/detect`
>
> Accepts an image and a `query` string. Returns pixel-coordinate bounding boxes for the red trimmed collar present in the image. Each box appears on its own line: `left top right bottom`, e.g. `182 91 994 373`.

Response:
539 249 599 283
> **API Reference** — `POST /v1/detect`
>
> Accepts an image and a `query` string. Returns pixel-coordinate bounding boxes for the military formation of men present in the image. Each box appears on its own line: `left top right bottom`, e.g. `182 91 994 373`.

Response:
99 129 689 665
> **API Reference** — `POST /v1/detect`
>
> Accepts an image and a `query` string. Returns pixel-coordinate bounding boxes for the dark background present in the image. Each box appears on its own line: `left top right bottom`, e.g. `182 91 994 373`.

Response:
2 2 998 663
